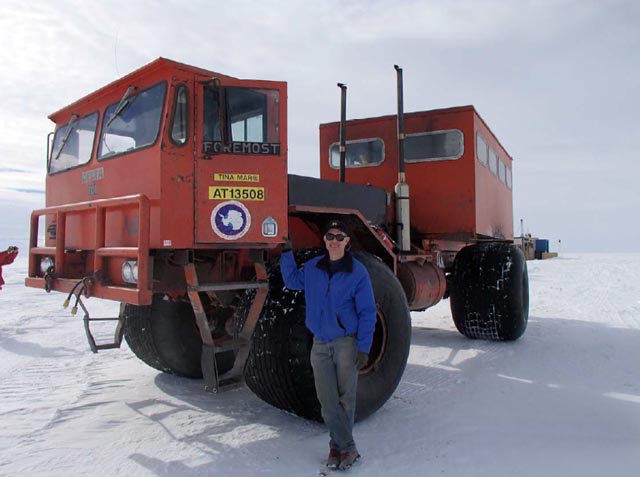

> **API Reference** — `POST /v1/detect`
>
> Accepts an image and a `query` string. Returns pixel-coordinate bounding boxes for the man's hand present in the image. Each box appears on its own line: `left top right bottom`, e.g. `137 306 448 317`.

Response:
282 236 293 252
356 351 369 370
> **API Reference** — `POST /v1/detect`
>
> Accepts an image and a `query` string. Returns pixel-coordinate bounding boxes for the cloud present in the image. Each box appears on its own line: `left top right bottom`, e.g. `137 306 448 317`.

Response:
7 188 45 195
0 0 638 251
0 167 28 173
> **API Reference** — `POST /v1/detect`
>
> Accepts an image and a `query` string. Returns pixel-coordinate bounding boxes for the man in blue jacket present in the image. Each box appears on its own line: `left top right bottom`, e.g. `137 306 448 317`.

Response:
280 220 377 471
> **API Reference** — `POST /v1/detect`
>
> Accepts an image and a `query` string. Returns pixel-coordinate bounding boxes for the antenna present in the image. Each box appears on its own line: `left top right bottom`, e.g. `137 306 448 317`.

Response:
114 27 121 76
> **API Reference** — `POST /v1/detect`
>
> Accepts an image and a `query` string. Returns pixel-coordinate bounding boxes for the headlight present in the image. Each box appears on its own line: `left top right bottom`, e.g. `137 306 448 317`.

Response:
121 260 138 284
40 257 54 274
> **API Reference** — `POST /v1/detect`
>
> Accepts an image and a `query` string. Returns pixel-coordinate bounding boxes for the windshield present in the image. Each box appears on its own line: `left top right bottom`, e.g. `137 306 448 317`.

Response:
98 82 166 159
203 86 280 155
49 112 99 174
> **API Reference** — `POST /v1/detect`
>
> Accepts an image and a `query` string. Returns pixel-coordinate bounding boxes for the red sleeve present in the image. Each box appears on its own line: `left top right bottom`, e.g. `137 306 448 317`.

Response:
0 250 18 266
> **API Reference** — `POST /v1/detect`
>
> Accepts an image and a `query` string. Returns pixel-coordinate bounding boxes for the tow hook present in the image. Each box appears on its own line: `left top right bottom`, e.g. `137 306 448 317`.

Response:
43 267 55 293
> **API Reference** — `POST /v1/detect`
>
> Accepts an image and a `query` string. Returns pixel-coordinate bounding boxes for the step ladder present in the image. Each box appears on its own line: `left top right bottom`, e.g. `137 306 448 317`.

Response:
184 261 269 393
76 297 125 353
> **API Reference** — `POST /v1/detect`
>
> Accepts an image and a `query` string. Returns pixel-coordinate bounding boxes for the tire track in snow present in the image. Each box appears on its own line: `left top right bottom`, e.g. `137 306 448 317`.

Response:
391 323 505 410
0 300 127 448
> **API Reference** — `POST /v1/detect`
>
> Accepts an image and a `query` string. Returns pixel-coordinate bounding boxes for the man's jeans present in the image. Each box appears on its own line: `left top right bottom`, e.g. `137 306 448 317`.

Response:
310 335 358 452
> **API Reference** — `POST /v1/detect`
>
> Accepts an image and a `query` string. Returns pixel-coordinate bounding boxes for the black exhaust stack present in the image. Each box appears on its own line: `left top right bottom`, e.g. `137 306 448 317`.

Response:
337 83 348 183
394 65 411 251
394 65 405 177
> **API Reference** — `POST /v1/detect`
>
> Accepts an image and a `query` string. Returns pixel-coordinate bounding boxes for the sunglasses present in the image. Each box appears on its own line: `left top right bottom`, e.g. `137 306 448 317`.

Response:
325 232 347 242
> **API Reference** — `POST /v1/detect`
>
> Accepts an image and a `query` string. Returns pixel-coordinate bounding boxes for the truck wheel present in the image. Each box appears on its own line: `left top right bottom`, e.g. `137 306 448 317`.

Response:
450 242 529 341
123 294 235 378
244 249 323 420
244 250 411 422
353 252 412 421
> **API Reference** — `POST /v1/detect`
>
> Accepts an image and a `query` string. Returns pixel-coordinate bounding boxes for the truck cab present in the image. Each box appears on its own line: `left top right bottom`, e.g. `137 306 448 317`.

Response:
29 58 288 304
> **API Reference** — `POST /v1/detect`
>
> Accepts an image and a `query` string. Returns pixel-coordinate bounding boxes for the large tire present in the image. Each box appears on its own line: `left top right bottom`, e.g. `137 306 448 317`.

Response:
244 250 412 422
353 252 412 420
244 249 323 420
450 242 529 341
123 293 234 378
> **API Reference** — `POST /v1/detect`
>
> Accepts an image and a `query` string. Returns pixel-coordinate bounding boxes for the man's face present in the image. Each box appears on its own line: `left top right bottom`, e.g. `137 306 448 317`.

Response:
323 228 350 256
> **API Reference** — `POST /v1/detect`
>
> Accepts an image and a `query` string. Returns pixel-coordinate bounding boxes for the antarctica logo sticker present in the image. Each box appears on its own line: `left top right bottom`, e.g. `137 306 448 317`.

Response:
211 201 251 240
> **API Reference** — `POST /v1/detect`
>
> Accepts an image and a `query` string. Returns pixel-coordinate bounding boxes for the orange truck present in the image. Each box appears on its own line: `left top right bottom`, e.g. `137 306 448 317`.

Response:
26 58 528 421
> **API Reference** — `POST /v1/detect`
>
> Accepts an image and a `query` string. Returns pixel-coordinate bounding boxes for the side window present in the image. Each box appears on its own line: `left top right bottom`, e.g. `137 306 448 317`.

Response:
49 112 99 174
404 129 463 163
203 86 280 154
329 138 384 168
228 88 268 142
506 167 513 190
170 84 188 145
488 148 498 175
98 82 167 159
476 132 488 166
204 87 278 143
498 158 506 183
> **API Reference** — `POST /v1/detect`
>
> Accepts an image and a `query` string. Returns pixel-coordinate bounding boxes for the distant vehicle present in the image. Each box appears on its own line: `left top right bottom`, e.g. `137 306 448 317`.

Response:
25 59 529 421
516 234 558 260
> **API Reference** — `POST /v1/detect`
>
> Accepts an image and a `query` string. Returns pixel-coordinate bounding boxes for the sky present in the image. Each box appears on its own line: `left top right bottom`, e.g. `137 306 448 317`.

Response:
0 0 638 252
1 253 639 476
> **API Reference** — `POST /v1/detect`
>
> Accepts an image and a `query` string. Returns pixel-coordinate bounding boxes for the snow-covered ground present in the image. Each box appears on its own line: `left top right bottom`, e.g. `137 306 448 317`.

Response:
0 254 639 476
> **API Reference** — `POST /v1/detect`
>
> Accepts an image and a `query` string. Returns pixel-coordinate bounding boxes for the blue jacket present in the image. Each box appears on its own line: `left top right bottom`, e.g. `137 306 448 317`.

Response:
280 250 377 353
